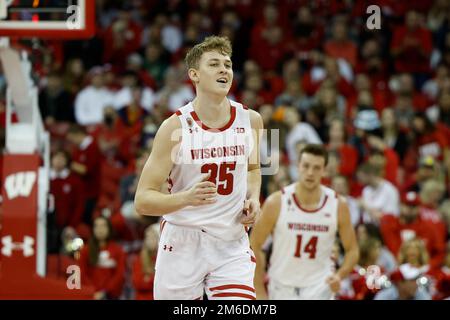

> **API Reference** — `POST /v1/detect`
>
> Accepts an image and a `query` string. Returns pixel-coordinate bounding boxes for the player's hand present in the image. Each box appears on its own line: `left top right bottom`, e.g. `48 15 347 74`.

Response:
326 274 341 293
184 172 217 206
240 198 260 226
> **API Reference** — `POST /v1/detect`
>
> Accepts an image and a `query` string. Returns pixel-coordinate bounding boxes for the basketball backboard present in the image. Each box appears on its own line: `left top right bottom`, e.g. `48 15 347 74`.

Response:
0 0 95 39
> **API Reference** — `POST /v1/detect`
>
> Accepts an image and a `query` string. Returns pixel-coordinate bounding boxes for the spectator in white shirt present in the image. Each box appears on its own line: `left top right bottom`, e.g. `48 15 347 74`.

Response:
283 106 322 180
74 67 114 126
358 162 400 225
113 70 156 112
155 66 194 113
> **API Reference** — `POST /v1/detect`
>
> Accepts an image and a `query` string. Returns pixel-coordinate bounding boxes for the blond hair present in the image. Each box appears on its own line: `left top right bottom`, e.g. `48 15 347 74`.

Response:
398 238 429 267
185 36 232 69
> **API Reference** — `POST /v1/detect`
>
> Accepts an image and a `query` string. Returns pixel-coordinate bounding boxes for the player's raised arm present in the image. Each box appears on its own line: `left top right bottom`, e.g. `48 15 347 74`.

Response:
134 114 217 216
250 191 281 300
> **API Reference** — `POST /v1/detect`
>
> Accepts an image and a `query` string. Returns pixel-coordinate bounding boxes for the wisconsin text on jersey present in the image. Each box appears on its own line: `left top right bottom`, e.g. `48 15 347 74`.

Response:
190 145 246 160
288 223 330 232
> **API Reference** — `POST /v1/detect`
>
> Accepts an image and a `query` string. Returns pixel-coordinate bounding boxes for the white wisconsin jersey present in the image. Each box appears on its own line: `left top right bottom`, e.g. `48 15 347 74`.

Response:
164 100 254 241
268 183 339 287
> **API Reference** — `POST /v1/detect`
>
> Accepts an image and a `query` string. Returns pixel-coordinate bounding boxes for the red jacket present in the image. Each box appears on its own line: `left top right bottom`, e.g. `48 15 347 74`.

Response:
50 169 85 228
380 215 446 270
72 136 103 199
79 241 126 299
131 254 155 300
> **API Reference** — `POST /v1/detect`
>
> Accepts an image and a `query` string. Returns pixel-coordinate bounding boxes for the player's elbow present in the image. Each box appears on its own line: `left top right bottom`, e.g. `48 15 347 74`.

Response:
134 192 158 216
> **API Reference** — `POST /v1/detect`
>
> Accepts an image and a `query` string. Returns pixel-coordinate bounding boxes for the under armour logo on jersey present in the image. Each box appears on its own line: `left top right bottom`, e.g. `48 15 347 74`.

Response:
4 171 36 200
163 245 173 252
235 127 245 133
324 213 331 218
187 118 193 127
1 235 35 257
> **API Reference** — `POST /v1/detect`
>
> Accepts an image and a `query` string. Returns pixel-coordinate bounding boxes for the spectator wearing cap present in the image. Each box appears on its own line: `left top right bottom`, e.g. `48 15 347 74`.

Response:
357 161 400 224
374 263 432 300
380 192 446 270
403 112 450 173
402 156 440 194
67 124 103 226
74 66 115 126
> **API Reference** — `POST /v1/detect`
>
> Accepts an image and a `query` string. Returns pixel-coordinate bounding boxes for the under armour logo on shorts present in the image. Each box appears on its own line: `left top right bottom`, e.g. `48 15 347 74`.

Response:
163 245 173 252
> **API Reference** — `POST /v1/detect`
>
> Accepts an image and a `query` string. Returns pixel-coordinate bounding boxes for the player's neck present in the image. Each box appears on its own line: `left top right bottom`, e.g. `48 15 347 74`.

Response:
192 94 230 122
295 182 323 207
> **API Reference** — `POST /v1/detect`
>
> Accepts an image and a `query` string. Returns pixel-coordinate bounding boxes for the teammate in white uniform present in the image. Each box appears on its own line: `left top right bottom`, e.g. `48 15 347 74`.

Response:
135 36 263 300
251 144 359 299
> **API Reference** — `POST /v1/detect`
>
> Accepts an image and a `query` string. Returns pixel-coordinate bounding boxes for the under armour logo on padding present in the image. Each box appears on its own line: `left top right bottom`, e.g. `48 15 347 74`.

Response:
4 171 36 200
1 235 35 257
163 245 173 252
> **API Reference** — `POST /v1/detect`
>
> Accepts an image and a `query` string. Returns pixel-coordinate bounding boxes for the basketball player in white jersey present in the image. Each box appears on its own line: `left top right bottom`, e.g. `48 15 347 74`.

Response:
251 144 359 300
134 36 263 300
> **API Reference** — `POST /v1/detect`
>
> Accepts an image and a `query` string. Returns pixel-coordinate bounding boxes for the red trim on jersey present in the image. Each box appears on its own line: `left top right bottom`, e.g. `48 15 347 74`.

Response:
212 292 256 300
210 284 256 293
242 104 249 110
190 105 236 132
292 194 329 213
175 110 182 116
250 255 256 263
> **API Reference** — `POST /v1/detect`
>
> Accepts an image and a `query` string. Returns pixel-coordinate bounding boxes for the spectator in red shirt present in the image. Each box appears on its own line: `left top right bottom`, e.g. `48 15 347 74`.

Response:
288 6 324 61
48 149 85 253
79 216 126 300
380 192 446 270
250 4 290 72
102 6 143 72
132 224 159 300
391 10 433 77
419 179 447 242
402 156 441 194
324 19 358 68
404 112 449 172
67 124 103 225
327 118 359 179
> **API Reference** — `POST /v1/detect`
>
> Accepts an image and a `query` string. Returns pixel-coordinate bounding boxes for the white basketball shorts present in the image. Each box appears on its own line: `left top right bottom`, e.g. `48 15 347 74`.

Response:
154 220 256 300
268 278 335 300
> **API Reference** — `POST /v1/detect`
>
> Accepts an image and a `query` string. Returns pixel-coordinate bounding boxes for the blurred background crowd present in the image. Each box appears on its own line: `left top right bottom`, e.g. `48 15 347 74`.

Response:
1 0 450 300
